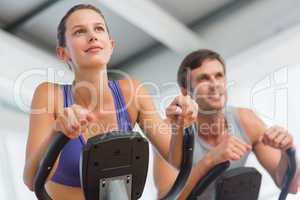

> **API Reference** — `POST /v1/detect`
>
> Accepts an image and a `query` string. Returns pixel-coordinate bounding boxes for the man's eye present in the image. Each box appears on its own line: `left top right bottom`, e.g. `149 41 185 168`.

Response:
216 73 224 79
197 76 208 82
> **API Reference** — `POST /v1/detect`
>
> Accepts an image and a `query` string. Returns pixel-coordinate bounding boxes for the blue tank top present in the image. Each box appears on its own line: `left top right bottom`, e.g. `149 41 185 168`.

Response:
51 80 133 187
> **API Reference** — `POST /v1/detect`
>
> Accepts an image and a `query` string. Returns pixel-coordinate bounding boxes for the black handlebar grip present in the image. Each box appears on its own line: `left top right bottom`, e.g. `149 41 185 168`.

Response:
34 132 70 200
187 161 230 200
161 125 195 200
279 148 297 200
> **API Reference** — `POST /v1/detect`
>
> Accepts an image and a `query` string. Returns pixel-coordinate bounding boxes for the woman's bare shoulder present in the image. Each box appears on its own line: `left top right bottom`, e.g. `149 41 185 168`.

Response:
116 78 143 99
32 82 64 116
34 82 61 92
118 78 141 90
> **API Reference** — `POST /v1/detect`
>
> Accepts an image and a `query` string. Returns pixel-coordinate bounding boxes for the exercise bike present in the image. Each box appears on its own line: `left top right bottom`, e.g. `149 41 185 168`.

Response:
34 126 195 200
34 126 297 200
186 148 297 200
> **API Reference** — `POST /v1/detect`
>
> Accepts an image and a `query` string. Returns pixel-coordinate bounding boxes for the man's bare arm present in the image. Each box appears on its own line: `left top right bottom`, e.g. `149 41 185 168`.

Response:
238 108 300 193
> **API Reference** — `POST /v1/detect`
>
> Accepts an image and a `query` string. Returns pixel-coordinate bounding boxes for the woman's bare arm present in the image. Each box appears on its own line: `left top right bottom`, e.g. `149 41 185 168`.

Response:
23 82 60 191
134 80 197 163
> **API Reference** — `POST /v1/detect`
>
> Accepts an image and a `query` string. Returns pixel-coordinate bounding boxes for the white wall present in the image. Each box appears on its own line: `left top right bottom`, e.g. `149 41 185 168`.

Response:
0 29 73 113
226 25 300 200
0 29 72 199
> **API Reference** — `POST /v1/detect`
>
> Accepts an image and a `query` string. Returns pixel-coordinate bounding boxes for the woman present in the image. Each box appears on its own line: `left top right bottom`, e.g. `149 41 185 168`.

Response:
23 4 197 200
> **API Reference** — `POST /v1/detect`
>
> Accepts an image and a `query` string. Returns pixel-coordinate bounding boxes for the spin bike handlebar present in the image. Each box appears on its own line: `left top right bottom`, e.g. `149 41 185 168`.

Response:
34 125 195 200
187 148 297 200
279 148 297 200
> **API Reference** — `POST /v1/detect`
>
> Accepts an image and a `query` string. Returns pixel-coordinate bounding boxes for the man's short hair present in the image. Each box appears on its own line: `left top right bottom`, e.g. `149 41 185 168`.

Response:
177 49 226 89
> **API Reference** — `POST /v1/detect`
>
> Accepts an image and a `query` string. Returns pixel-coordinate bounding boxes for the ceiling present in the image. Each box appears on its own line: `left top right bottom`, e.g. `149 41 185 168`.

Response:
0 0 300 111
0 0 236 67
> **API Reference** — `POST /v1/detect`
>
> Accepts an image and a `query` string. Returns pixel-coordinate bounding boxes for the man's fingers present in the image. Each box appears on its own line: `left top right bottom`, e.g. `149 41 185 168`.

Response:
262 131 279 146
228 149 241 160
166 95 198 129
171 95 190 113
263 126 294 151
231 136 252 151
230 145 245 158
266 130 281 141
166 105 183 116
279 136 293 150
274 133 287 146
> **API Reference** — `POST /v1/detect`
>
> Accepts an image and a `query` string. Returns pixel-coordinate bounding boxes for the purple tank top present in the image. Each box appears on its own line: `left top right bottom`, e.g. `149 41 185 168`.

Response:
51 80 133 187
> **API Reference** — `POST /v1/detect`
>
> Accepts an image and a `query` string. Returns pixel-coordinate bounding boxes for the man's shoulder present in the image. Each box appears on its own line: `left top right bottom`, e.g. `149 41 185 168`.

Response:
229 106 253 115
231 106 266 145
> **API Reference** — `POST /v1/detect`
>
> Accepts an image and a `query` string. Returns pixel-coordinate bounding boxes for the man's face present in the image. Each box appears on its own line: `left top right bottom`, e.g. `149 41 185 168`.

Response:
189 59 227 113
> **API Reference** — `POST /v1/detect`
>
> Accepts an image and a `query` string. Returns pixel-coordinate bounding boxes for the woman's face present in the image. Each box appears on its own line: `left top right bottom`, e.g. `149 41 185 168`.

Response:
61 9 114 70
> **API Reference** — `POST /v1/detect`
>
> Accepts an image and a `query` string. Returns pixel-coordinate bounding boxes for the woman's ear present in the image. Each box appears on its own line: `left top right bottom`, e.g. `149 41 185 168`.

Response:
56 46 70 62
110 39 116 50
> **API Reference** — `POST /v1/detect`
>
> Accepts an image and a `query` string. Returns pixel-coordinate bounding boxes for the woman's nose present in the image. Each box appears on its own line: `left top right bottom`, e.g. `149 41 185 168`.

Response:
88 31 98 43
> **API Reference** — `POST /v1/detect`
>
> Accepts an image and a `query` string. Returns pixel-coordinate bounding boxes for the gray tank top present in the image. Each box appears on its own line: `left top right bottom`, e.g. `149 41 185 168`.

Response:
193 106 252 200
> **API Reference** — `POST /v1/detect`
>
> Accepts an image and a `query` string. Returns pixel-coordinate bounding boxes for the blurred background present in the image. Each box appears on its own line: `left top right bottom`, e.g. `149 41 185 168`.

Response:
0 0 300 199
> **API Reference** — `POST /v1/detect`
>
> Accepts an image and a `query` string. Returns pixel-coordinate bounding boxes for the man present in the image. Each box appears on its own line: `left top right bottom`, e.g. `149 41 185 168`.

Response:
155 49 300 199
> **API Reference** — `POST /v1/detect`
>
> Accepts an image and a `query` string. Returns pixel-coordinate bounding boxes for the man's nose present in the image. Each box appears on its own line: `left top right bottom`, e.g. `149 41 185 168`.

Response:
210 78 218 88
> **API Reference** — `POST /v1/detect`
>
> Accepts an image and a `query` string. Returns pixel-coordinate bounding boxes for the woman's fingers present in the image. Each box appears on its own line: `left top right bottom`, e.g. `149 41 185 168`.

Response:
54 104 97 139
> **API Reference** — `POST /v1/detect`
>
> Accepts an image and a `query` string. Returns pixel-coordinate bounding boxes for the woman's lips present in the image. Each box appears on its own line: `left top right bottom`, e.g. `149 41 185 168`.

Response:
85 46 103 53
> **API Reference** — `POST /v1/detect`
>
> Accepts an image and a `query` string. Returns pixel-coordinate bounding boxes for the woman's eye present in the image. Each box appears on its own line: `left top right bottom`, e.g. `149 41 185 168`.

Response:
74 29 85 36
95 26 104 32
